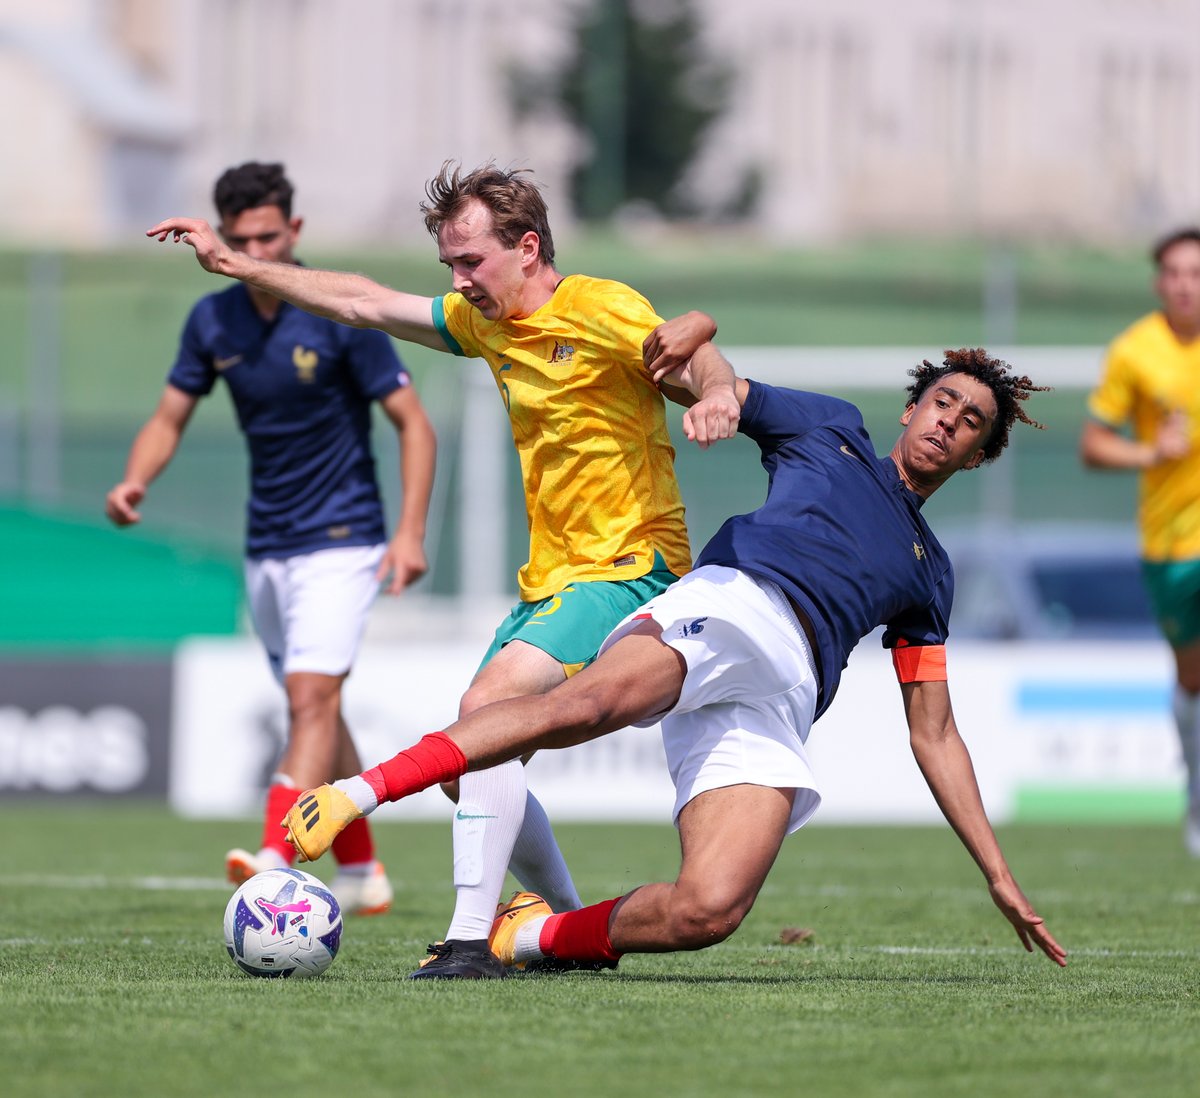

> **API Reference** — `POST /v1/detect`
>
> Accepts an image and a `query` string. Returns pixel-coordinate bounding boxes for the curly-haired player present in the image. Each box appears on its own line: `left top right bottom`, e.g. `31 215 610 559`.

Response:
283 334 1067 974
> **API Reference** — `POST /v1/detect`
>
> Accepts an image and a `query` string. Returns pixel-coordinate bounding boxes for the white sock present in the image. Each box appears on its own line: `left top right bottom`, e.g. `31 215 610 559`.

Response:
254 847 289 871
333 775 379 815
509 791 582 912
513 915 550 965
445 759 528 941
1173 686 1200 805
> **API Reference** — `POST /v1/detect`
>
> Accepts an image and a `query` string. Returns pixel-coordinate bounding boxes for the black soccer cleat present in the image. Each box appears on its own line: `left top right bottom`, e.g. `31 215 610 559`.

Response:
408 939 508 980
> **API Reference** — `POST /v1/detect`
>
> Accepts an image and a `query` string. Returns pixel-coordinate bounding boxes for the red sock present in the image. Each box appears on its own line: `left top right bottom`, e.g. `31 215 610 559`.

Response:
331 816 375 867
262 783 300 863
539 897 623 964
362 731 468 803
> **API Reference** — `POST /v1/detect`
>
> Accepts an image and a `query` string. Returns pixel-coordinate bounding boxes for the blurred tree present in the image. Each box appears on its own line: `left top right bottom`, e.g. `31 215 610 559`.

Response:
554 0 733 221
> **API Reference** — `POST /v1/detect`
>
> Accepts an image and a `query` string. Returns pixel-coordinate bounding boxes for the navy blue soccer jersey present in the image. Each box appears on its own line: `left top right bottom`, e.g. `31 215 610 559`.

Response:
695 380 953 716
168 282 411 558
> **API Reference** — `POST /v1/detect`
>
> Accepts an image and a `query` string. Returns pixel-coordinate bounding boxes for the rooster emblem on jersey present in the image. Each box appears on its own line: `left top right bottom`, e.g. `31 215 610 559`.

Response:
293 345 319 383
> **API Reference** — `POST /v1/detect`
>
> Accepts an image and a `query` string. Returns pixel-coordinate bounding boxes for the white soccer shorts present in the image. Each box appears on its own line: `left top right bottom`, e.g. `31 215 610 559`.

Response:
244 543 386 684
599 564 822 835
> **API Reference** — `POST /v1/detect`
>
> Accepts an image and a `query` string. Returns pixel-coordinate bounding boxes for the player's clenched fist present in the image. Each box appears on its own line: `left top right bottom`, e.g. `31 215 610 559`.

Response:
105 481 146 526
281 784 364 862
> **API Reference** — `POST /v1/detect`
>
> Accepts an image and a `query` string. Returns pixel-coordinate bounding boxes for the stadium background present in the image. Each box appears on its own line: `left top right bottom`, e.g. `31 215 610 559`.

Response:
1 0 1194 818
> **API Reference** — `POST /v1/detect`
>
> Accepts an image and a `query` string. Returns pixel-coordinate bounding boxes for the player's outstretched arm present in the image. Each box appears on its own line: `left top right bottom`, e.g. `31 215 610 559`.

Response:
105 385 198 526
901 677 1068 967
145 217 448 350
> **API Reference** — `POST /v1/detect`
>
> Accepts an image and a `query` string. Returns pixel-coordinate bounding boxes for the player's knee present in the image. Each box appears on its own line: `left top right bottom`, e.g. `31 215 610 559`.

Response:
458 682 497 719
666 888 752 950
286 682 340 728
440 779 460 802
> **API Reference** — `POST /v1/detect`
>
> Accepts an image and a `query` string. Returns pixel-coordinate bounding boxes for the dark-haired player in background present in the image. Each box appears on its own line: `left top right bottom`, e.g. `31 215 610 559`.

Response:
108 162 436 913
284 341 1067 973
1081 227 1200 856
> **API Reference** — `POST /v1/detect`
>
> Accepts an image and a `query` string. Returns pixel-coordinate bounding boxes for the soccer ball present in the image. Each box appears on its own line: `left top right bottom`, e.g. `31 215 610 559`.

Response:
223 867 343 978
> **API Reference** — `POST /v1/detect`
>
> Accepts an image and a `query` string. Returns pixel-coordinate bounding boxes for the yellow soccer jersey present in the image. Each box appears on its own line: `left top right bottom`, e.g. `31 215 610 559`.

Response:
1088 311 1200 561
433 274 692 600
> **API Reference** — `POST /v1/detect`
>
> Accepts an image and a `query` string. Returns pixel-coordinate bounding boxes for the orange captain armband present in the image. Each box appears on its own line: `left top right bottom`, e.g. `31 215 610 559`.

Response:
890 639 948 683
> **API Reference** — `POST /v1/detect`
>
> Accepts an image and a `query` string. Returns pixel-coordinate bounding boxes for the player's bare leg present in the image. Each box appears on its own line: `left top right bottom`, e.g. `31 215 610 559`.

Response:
280 671 345 786
491 785 791 967
226 670 345 882
607 785 793 952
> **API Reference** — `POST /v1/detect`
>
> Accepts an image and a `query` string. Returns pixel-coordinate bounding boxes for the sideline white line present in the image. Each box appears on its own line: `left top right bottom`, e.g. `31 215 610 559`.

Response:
4 873 231 891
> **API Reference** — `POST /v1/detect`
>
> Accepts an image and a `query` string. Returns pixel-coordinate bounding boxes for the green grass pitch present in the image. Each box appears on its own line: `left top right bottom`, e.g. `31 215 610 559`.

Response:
4 804 1198 1097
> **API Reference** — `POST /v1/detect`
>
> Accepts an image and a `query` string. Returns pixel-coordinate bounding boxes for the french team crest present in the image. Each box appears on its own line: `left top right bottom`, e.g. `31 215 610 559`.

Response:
293 345 319 382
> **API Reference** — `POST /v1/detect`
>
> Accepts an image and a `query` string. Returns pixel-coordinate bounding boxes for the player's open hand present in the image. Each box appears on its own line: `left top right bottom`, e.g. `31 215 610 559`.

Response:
105 481 146 526
377 532 429 595
988 877 1067 967
146 217 229 275
643 311 718 383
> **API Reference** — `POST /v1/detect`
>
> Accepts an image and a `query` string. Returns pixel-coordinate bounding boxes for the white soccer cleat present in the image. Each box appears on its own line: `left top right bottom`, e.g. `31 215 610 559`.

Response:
330 860 394 916
225 848 265 886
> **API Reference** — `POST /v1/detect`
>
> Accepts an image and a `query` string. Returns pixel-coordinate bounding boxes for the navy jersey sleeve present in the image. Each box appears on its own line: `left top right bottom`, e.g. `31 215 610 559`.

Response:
342 326 411 401
739 380 862 453
167 301 217 396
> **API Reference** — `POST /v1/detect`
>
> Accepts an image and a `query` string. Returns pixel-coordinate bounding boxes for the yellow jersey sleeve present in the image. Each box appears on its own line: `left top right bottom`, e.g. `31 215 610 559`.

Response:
1087 341 1138 427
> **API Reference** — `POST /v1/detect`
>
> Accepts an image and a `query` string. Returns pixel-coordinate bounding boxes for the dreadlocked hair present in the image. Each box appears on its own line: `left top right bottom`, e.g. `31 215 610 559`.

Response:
905 348 1050 464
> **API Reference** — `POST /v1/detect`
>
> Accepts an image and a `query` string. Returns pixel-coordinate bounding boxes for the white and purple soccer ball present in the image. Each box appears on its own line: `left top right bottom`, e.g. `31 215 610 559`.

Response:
223 868 343 978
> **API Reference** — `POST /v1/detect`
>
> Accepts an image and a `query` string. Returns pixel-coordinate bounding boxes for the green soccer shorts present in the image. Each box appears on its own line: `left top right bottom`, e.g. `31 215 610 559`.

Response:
1142 557 1200 648
479 553 682 676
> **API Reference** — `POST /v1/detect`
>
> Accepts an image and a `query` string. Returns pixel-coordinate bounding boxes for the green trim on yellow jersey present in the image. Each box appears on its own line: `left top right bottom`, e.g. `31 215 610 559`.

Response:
431 296 465 356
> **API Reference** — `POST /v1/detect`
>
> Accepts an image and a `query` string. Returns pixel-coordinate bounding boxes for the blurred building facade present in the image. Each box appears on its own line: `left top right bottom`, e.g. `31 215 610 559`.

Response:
1 0 1198 246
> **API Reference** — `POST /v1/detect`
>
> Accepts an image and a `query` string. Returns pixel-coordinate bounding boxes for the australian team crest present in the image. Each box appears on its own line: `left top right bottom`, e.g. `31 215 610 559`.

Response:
549 341 576 364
